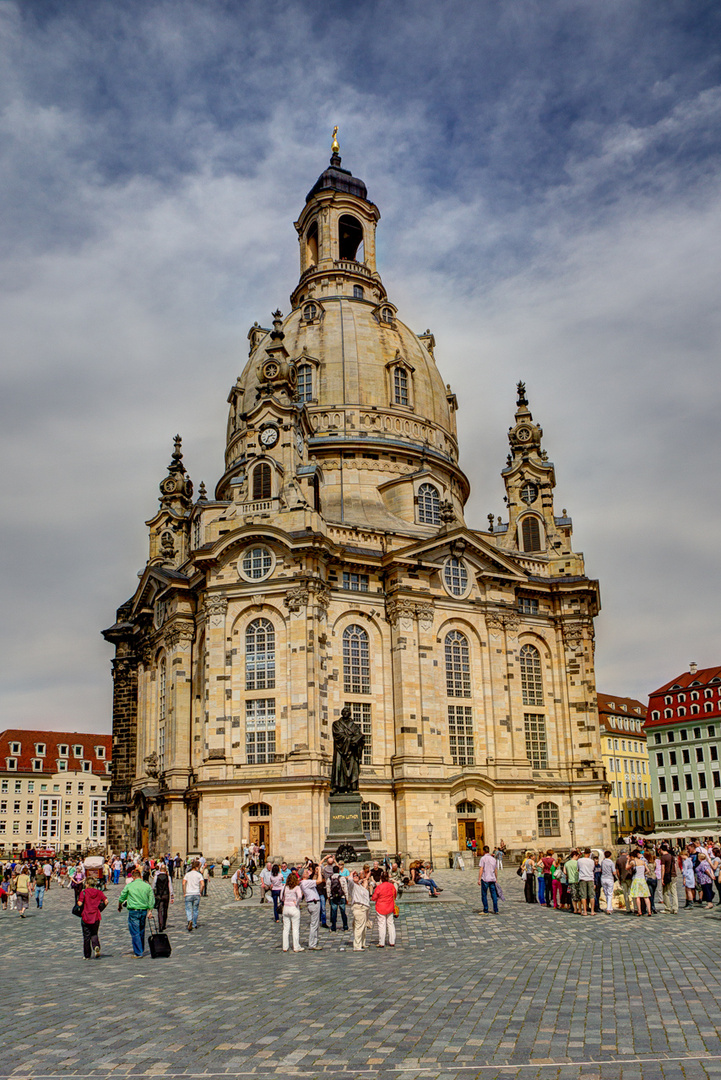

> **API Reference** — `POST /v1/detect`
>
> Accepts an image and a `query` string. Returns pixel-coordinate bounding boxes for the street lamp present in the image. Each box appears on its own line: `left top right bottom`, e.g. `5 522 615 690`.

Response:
427 821 434 871
568 818 576 849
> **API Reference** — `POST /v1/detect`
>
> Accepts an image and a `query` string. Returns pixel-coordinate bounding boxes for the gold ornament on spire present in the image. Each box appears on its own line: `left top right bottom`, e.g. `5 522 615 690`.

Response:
331 125 340 154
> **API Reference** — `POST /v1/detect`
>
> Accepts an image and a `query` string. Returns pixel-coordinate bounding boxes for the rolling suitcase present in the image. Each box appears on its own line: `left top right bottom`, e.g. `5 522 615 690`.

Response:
147 912 172 958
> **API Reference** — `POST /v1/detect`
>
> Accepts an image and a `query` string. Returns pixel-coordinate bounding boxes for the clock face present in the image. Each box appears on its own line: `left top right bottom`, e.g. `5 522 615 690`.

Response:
260 425 279 448
520 482 538 505
516 427 531 442
263 361 279 379
295 432 304 456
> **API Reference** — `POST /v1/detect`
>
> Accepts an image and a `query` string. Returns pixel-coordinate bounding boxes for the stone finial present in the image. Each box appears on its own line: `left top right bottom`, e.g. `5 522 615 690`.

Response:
487 513 494 533
270 310 284 341
198 481 207 502
516 381 528 407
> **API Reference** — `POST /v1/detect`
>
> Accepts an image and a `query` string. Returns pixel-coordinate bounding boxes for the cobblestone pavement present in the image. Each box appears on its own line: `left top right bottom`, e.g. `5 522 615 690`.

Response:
2 867 721 1080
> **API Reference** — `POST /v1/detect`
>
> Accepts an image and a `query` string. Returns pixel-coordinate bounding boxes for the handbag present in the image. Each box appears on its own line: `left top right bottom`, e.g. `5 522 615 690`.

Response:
72 901 83 917
516 866 523 877
393 902 400 918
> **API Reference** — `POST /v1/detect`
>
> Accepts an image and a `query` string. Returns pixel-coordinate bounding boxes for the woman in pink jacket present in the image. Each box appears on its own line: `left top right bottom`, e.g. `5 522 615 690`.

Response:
372 870 397 947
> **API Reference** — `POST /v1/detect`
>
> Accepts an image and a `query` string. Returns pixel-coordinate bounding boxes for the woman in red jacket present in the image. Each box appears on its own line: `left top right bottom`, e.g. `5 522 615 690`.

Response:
77 875 107 959
372 870 397 948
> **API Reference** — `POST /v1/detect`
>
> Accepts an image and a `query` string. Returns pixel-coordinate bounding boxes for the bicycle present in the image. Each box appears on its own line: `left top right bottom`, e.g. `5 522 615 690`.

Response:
239 881 253 900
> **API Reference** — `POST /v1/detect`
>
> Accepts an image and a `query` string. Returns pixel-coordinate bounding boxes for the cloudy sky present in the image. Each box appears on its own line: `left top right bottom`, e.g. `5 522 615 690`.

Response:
2 0 720 734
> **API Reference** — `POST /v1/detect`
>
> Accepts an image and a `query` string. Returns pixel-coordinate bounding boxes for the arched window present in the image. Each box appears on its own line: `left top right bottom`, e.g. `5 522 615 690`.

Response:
456 801 478 816
297 363 313 403
519 644 543 706
393 366 409 406
521 516 542 552
306 221 318 266
418 483 440 525
445 631 471 697
361 800 381 841
338 214 364 261
343 624 370 694
247 802 271 818
353 284 364 299
537 802 560 837
246 618 275 690
252 462 272 500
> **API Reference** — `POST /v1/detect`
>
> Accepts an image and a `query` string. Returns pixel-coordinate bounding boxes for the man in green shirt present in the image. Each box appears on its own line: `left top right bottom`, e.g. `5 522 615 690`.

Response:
565 851 581 914
118 868 156 956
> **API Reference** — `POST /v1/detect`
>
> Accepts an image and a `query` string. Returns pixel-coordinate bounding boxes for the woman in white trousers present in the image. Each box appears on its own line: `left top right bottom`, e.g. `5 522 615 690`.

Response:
281 873 304 952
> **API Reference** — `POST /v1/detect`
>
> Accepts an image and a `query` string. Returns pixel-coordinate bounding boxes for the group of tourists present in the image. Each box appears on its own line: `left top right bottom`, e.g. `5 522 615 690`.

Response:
253 854 402 952
514 839 721 916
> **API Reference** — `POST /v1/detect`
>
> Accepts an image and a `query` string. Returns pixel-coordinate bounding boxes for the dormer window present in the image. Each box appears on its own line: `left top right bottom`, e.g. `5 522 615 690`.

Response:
35 743 46 756
381 306 394 324
73 745 83 758
32 759 43 771
58 744 68 757
393 366 408 406
7 759 16 771
10 742 20 755
297 363 313 403
95 746 105 759
417 483 441 525
82 761 92 773
302 301 318 322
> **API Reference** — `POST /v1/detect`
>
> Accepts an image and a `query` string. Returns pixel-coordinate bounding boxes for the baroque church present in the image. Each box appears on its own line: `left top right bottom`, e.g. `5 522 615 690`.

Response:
104 138 610 860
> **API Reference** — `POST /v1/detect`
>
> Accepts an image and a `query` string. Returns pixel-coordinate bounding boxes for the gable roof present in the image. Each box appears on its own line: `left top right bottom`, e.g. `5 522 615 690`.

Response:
649 666 721 697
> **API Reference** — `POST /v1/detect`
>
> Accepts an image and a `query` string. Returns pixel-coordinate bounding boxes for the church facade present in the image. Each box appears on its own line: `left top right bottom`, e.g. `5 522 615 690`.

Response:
104 144 610 860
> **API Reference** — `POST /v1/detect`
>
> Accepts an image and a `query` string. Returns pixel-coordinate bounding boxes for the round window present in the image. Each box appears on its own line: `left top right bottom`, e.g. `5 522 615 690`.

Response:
443 556 469 597
238 546 274 582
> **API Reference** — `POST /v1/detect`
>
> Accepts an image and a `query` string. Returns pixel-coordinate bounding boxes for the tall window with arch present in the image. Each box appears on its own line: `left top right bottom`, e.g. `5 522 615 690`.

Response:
338 214 364 261
252 462 272 501
296 363 313 403
343 624 370 694
393 365 409 406
158 657 166 723
519 644 543 706
445 631 471 697
246 618 275 691
521 516 542 552
417 483 440 525
537 802 560 836
158 656 166 773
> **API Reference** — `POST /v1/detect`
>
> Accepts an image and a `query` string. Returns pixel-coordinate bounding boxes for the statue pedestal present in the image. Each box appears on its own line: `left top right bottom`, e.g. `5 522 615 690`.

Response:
322 792 372 861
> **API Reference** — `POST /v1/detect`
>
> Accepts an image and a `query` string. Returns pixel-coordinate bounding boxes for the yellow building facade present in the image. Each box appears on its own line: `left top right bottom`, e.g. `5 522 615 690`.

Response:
104 145 610 861
597 693 653 837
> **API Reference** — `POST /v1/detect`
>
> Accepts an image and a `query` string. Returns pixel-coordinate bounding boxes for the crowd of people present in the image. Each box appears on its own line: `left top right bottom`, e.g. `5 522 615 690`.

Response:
511 839 721 915
4 834 719 959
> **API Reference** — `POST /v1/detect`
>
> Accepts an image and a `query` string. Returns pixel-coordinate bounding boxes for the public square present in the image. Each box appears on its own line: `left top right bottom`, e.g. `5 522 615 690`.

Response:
2 865 721 1080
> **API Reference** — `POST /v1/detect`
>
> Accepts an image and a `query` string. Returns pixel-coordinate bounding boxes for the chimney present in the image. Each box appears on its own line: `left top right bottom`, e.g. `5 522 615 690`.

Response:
689 661 698 675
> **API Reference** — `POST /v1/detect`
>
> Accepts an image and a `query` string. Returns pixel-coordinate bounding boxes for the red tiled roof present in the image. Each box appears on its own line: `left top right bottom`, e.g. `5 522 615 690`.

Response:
597 692 648 737
645 667 721 727
0 729 112 776
649 666 721 696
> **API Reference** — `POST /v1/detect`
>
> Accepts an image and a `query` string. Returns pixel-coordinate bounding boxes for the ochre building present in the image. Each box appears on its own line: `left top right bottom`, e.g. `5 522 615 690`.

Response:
104 146 609 861
596 693 653 838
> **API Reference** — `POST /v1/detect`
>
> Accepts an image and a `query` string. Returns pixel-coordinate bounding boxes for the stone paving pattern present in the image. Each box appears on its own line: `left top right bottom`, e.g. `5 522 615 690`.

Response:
2 866 721 1080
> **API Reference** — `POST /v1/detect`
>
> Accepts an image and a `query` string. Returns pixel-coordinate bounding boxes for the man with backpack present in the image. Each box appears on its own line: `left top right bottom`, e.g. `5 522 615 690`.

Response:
152 863 174 931
328 864 349 931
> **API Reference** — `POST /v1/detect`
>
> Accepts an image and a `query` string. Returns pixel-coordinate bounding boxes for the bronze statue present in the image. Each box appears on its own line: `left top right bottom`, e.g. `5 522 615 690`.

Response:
330 705 364 794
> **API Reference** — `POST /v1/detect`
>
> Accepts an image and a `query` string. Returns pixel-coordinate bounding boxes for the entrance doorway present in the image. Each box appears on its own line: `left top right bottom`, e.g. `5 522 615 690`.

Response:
455 800 483 852
248 821 270 854
246 802 272 859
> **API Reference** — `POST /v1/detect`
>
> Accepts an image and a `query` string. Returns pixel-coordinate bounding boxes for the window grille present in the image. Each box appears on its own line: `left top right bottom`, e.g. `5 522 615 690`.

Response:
246 618 276 690
524 713 548 769
245 700 276 764
448 705 474 766
343 625 370 694
417 483 440 525
445 631 471 697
